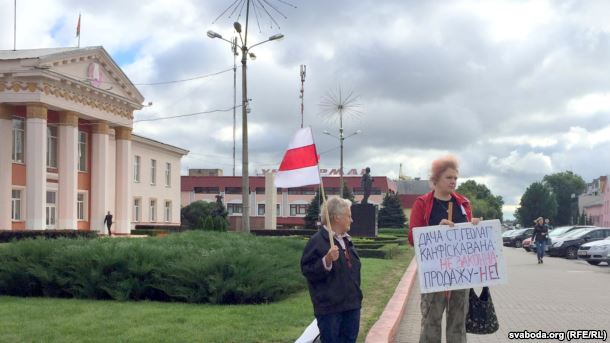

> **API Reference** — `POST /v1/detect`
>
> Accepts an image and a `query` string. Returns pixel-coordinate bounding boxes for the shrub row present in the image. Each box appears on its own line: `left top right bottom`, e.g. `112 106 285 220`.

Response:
0 230 97 243
0 231 306 304
358 243 401 259
251 229 317 237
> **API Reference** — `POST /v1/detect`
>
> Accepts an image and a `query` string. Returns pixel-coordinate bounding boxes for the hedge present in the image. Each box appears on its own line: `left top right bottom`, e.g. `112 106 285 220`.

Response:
0 231 306 304
358 244 401 259
0 230 98 243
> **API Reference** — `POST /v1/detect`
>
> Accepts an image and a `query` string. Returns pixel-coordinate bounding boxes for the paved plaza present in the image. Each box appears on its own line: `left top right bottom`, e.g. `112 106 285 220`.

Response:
396 247 610 342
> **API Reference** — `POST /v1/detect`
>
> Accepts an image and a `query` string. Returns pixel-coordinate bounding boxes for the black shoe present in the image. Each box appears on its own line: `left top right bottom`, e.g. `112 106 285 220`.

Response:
540 259 543 264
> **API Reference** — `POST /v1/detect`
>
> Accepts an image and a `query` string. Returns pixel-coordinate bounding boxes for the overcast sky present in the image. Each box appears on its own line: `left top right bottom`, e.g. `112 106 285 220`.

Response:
2 0 610 219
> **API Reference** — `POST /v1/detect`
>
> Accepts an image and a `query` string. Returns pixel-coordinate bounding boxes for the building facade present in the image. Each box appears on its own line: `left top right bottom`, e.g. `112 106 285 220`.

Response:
1 47 187 233
181 175 397 230
579 176 607 226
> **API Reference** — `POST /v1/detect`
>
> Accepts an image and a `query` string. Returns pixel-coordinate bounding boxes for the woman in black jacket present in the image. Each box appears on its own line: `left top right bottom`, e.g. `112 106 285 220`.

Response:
533 217 549 264
301 196 362 343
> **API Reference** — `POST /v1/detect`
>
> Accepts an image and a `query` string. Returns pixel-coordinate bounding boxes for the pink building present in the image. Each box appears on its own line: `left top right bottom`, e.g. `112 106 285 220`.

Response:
1 47 187 233
181 175 397 230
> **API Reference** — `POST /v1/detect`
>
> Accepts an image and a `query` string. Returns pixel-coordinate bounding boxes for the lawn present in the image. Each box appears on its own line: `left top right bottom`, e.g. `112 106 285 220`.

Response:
0 246 413 343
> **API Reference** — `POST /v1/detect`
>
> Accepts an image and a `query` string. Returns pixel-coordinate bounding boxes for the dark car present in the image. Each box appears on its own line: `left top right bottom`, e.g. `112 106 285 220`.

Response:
545 225 596 253
548 227 610 259
503 228 533 248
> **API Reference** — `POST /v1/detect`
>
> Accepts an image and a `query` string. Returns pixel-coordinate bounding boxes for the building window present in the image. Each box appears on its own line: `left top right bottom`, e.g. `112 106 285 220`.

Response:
290 204 308 216
12 118 25 163
225 187 242 194
256 187 265 194
46 191 57 229
164 201 172 222
165 162 171 187
258 204 265 216
77 193 87 220
151 159 157 185
149 199 157 222
277 204 281 217
133 198 141 222
288 187 316 195
227 203 243 215
134 156 141 182
194 187 219 194
46 126 58 168
11 189 22 221
78 131 87 172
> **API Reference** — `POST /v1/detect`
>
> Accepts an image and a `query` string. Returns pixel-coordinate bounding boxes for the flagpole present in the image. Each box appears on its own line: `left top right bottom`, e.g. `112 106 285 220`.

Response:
319 168 334 248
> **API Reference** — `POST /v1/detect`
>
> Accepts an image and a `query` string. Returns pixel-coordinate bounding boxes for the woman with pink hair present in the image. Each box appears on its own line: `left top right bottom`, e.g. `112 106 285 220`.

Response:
409 155 481 343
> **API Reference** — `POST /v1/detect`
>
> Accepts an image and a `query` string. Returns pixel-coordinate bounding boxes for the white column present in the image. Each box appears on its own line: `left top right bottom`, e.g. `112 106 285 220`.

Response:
264 172 277 230
115 127 132 234
26 104 47 230
0 104 12 230
282 191 289 217
91 123 110 234
57 111 79 230
250 188 257 217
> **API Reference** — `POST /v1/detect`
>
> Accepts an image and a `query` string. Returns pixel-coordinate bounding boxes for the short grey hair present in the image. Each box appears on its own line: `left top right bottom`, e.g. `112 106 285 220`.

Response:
321 197 352 225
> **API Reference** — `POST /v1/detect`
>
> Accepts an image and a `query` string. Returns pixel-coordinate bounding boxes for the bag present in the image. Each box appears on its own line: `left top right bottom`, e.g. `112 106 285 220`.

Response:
465 287 499 334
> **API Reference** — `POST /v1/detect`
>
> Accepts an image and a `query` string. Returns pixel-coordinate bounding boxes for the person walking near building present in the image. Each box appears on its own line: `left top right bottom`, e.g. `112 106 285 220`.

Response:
103 211 113 236
408 155 481 343
301 196 363 343
533 217 548 264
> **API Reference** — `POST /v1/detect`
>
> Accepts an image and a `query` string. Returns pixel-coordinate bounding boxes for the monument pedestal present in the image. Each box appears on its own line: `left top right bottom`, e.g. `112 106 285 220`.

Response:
350 203 377 237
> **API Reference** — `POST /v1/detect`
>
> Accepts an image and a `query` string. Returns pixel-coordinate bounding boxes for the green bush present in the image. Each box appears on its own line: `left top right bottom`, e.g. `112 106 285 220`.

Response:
358 244 401 259
0 230 97 243
0 232 306 304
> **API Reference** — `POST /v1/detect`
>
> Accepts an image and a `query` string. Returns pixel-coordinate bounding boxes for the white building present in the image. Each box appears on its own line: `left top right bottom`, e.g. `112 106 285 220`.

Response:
0 46 187 234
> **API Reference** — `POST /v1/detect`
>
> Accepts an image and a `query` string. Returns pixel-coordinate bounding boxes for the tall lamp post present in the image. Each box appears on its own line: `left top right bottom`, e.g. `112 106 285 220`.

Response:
207 24 283 233
323 125 361 198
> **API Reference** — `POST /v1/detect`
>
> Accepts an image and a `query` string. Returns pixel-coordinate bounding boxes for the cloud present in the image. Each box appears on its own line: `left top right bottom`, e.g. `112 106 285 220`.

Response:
5 0 610 220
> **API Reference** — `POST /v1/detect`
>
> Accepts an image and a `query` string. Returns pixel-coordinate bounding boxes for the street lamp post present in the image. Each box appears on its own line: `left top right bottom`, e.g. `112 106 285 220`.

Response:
324 121 361 198
207 25 283 233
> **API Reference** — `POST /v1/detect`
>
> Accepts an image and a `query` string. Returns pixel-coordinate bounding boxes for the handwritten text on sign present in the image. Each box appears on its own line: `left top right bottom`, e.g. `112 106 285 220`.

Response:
413 219 507 293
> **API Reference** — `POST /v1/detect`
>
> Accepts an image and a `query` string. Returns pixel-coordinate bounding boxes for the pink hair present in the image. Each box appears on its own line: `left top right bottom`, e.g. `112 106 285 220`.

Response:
430 155 459 184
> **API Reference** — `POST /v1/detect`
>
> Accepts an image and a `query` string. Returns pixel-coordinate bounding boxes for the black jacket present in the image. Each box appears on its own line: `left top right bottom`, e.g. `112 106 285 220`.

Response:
532 224 548 242
301 227 363 316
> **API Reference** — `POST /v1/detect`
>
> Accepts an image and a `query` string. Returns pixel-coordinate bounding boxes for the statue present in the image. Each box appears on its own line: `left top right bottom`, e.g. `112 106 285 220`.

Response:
360 167 373 204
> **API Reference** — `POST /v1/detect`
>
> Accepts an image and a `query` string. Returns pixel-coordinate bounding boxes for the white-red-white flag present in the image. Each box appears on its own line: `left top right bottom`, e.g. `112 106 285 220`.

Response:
274 127 321 188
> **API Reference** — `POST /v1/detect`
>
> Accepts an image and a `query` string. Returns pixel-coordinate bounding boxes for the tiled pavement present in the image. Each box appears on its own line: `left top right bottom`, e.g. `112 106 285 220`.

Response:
396 247 610 342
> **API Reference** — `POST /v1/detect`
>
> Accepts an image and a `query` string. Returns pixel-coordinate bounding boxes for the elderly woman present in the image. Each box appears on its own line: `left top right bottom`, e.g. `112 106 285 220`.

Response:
301 196 363 343
408 155 481 343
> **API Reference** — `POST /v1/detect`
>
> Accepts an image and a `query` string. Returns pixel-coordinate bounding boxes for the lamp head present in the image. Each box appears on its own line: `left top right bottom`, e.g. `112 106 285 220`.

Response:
207 30 222 39
233 22 242 33
269 33 284 41
248 52 257 60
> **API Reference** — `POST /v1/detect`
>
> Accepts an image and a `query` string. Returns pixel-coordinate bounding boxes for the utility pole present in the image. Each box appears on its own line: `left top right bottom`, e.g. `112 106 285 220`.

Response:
300 64 306 128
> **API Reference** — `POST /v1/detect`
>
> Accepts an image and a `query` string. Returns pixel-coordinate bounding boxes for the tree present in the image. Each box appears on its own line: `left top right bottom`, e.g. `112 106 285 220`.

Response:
378 193 407 228
342 181 355 203
515 182 557 227
181 200 228 231
542 171 586 225
456 180 504 221
305 189 326 229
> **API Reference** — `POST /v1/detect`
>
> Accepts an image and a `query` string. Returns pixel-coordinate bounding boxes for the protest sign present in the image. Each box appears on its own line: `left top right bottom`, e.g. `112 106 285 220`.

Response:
413 219 507 293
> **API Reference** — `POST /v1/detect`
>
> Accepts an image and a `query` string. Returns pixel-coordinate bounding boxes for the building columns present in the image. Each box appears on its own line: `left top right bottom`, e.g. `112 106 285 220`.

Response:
264 172 277 230
57 111 79 230
91 123 110 234
26 104 47 230
115 127 132 234
0 104 12 230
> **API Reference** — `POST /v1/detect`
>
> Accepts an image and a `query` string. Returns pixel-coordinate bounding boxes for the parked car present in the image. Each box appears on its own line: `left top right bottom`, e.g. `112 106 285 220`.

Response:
549 227 610 259
577 235 610 265
503 228 533 248
545 225 596 253
522 237 534 252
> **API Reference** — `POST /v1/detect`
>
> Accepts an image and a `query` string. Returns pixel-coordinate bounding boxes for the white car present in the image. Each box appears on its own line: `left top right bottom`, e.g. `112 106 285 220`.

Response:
577 236 610 265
